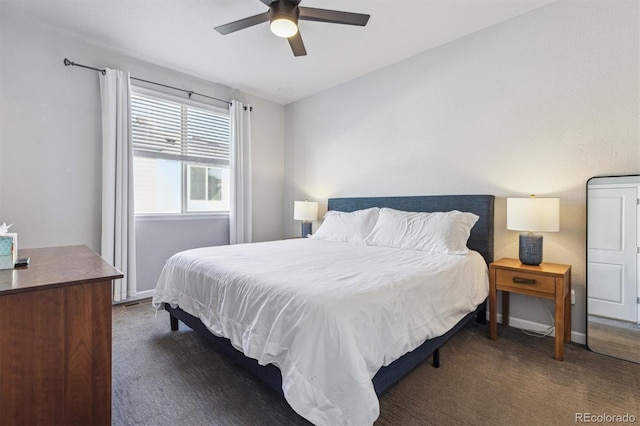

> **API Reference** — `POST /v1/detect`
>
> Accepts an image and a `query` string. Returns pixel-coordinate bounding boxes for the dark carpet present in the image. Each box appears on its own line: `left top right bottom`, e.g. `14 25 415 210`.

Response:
113 301 639 426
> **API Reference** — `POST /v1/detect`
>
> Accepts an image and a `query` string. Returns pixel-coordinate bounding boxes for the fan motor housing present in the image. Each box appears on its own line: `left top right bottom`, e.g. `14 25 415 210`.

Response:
270 0 300 23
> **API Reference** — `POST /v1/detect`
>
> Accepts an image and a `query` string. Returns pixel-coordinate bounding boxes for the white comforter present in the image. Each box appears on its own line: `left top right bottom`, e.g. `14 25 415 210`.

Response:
152 238 488 426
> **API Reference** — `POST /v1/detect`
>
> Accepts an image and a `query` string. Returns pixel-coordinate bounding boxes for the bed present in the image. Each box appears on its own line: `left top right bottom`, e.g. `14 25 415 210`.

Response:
153 194 494 425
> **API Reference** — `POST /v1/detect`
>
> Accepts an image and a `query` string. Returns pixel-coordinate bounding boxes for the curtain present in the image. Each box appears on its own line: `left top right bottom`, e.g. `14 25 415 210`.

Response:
99 69 136 302
229 100 252 244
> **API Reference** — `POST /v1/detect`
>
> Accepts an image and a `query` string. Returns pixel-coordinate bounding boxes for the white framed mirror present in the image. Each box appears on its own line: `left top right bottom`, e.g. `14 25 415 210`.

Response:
587 174 640 363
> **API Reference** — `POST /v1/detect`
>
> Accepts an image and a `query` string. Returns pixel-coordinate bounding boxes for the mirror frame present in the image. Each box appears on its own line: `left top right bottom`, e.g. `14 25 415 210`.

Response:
586 174 640 363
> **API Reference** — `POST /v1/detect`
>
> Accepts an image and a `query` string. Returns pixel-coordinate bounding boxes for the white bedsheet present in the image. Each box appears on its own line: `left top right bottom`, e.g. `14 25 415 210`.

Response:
152 238 488 426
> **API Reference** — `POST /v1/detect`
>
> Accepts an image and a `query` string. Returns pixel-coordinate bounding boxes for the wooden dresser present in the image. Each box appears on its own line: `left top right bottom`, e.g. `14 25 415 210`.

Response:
0 245 123 426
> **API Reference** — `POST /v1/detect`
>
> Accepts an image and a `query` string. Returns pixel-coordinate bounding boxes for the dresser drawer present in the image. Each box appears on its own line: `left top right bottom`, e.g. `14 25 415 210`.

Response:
495 269 556 295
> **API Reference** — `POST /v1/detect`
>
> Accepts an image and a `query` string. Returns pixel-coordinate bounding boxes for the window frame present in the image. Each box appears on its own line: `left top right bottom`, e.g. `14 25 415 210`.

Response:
131 85 231 218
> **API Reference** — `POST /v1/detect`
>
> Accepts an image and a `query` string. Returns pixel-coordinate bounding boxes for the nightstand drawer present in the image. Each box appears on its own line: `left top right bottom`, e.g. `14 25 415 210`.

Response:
495 269 555 295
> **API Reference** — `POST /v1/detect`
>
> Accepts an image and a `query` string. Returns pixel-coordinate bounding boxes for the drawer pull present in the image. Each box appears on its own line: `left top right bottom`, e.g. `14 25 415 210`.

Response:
513 277 537 285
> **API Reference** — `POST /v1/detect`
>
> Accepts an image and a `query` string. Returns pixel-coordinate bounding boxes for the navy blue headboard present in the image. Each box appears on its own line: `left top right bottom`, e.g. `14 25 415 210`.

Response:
327 195 495 264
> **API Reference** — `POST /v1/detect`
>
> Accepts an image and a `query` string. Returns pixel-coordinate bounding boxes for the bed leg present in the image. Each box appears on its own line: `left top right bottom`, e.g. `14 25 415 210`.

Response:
476 301 487 325
432 349 440 368
170 314 179 331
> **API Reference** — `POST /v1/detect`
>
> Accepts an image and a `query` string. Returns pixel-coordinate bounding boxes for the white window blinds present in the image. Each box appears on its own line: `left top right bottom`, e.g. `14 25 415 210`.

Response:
131 88 230 166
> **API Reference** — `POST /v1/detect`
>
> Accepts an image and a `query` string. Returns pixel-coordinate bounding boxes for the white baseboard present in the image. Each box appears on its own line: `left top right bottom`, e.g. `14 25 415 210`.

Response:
112 289 154 305
496 313 586 345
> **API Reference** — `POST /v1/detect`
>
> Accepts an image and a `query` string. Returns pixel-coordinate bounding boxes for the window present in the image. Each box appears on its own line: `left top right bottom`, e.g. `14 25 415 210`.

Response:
187 165 227 212
131 87 230 214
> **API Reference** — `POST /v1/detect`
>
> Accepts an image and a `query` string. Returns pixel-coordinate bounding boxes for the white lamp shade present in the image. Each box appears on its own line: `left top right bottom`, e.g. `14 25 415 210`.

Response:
293 201 318 221
507 197 560 232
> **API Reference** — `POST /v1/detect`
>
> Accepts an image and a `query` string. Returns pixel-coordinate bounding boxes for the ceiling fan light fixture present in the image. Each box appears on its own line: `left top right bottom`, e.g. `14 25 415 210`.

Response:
214 0 370 57
270 17 298 38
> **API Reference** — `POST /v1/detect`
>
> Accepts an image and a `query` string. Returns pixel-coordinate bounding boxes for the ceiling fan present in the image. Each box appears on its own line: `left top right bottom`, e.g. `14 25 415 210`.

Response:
214 0 370 57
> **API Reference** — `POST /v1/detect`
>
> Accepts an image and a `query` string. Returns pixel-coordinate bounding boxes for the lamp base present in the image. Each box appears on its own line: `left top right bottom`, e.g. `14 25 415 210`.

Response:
301 222 312 238
519 233 543 265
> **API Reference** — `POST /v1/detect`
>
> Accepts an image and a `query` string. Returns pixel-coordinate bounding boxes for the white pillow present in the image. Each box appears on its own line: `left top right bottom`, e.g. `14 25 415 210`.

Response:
311 207 380 243
363 208 479 254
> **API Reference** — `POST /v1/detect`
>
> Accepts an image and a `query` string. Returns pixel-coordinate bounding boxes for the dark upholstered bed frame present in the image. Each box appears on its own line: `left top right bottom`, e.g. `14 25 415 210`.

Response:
165 194 495 397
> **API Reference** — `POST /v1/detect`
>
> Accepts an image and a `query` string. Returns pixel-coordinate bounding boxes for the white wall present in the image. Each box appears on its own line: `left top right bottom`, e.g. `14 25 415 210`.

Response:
0 8 285 292
246 93 285 243
135 216 230 295
284 0 640 335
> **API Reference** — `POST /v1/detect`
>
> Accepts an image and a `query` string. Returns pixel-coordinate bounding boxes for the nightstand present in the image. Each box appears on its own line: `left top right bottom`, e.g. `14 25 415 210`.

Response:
489 258 571 361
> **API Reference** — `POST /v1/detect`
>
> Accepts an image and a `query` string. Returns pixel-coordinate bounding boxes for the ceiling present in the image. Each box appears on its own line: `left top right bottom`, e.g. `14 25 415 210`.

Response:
2 0 555 104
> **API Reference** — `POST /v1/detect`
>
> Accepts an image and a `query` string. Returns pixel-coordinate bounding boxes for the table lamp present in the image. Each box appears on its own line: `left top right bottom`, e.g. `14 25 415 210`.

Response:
293 200 318 238
507 195 559 265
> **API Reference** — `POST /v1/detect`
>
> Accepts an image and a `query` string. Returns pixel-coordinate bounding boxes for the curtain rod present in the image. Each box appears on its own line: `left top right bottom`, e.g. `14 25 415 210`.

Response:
63 58 252 110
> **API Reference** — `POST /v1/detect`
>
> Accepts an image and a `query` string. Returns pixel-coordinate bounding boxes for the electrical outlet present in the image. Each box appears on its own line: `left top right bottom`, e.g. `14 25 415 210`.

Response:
571 289 576 305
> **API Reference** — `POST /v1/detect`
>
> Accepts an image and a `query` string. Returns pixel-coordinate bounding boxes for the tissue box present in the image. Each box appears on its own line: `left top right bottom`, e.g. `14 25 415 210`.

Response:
0 233 17 269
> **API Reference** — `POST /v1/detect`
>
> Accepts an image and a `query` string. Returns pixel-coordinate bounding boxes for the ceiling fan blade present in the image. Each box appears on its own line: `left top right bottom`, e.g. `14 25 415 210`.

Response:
214 12 269 35
299 7 370 26
288 32 307 57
